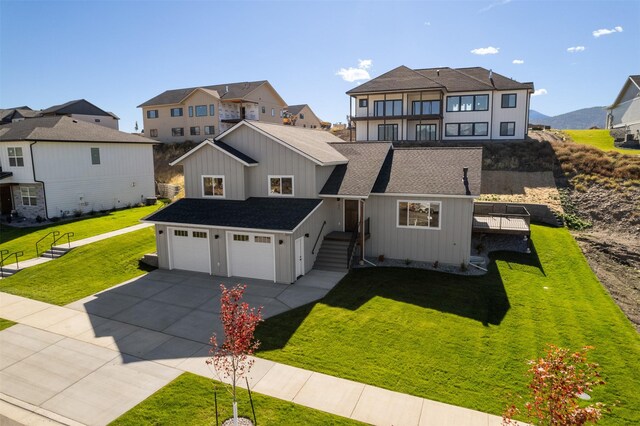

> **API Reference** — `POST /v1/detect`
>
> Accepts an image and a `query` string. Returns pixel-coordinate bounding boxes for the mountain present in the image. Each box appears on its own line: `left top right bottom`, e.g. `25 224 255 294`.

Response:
529 107 607 129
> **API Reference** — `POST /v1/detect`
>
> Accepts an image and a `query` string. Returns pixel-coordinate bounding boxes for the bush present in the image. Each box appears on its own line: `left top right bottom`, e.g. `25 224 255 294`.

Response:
563 213 592 231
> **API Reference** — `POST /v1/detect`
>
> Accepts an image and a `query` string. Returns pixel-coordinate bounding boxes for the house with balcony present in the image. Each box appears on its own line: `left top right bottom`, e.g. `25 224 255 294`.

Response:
138 80 288 143
347 66 534 142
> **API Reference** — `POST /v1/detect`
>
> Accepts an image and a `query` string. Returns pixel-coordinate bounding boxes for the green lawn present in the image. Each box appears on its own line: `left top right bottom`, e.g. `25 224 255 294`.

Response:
0 204 162 262
0 227 156 305
564 129 640 155
110 372 362 426
0 318 16 331
255 225 640 425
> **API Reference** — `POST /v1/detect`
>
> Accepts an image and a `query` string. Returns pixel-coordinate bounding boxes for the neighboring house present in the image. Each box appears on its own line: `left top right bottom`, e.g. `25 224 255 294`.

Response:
143 120 481 284
0 116 155 219
0 106 40 124
138 80 288 143
39 99 120 129
283 104 323 129
347 65 534 142
606 75 640 138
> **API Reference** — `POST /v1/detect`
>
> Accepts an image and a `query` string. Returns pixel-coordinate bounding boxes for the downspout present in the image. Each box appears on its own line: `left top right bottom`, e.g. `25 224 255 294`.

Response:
489 90 494 140
29 141 50 220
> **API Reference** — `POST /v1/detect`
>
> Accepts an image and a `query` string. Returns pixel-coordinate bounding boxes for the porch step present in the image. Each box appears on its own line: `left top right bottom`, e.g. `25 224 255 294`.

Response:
0 268 18 279
313 236 351 272
40 246 72 259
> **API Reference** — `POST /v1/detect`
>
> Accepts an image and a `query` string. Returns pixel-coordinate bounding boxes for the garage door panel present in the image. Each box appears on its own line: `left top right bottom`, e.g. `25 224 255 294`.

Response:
169 228 211 274
227 232 274 281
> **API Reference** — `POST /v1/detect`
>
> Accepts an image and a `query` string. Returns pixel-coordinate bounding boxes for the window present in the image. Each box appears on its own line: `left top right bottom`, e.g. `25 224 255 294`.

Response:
195 105 207 116
193 231 207 238
269 176 293 196
20 186 37 206
416 124 437 141
174 230 188 237
261 106 266 114
188 106 194 117
446 95 489 112
271 108 275 117
210 104 215 116
500 122 516 136
170 107 183 117
412 100 441 115
359 99 368 108
233 234 249 242
202 175 224 197
501 94 517 108
378 124 398 141
300 113 305 119
373 99 402 116
204 125 215 135
445 122 488 137
190 126 200 136
171 127 184 137
255 236 271 243
94 119 100 123
149 129 158 137
91 147 100 165
146 110 158 119
7 147 24 167
397 201 440 229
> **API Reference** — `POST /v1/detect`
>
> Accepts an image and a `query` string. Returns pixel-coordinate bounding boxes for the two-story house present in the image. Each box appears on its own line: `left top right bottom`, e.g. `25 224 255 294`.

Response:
347 65 534 142
143 120 481 284
138 80 288 143
0 116 155 219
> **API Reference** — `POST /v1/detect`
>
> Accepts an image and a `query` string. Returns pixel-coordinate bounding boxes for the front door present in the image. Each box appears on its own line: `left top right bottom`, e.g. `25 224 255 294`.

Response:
0 185 12 215
241 107 246 119
344 200 359 232
295 237 304 278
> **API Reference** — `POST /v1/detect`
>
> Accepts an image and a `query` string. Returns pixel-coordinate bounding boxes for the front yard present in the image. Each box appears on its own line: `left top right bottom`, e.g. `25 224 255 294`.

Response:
564 129 640 155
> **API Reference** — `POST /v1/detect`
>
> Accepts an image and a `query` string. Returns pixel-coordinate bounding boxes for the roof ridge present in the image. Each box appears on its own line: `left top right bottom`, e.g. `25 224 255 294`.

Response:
448 67 495 89
407 67 445 88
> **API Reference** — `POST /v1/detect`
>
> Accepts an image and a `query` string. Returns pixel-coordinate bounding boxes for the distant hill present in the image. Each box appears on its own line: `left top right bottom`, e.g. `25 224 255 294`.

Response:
529 107 606 129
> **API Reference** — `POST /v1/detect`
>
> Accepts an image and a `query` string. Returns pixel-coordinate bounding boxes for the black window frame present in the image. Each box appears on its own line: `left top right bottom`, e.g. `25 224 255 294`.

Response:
171 127 184 137
373 99 402 117
190 126 201 136
170 108 183 117
149 129 158 138
378 124 398 141
445 95 489 112
359 99 368 108
445 122 489 137
412 100 441 116
188 106 194 117
195 105 207 117
500 122 516 137
204 125 215 135
501 93 517 108
416 124 437 141
146 110 159 119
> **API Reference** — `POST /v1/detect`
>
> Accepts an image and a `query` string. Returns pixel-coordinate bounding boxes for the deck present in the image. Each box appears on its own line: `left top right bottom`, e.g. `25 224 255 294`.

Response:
472 204 531 236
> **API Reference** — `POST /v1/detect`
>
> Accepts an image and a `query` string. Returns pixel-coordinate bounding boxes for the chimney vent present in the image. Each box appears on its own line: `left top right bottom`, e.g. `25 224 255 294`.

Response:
488 69 493 79
463 167 471 195
436 69 440 76
225 85 229 93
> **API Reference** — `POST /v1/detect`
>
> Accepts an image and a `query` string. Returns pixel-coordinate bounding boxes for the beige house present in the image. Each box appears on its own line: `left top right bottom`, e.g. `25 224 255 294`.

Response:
283 104 323 129
138 81 287 143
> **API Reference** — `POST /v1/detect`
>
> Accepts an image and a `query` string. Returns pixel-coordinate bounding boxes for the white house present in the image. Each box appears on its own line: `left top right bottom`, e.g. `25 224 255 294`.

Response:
607 75 640 139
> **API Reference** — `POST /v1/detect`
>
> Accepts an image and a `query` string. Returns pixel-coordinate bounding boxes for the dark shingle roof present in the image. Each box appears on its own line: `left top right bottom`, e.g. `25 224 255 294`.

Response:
347 66 444 95
0 116 155 144
213 140 257 165
40 99 118 119
138 80 269 108
285 104 306 115
629 75 640 87
144 197 322 232
371 147 482 196
0 171 13 180
320 143 391 197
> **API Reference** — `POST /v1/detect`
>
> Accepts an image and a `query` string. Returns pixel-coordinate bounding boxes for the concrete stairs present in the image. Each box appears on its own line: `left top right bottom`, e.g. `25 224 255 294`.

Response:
0 247 73 280
40 246 73 259
314 237 352 272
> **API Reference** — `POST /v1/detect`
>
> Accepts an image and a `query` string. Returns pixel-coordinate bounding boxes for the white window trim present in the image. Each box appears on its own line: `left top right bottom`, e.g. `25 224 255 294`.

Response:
396 200 442 230
20 186 38 207
7 147 24 167
202 175 225 198
267 175 294 197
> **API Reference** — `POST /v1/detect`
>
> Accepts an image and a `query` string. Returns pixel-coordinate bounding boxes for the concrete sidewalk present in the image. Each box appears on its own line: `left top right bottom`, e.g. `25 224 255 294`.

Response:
0 287 517 426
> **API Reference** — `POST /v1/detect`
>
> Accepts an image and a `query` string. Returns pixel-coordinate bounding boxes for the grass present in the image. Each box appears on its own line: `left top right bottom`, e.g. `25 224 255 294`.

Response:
0 318 16 331
0 203 162 262
255 225 640 425
0 227 156 305
564 129 640 155
110 372 362 425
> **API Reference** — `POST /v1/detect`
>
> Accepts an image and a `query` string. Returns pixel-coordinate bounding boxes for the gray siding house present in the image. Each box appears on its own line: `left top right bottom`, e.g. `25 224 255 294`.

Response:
606 75 640 139
144 120 481 284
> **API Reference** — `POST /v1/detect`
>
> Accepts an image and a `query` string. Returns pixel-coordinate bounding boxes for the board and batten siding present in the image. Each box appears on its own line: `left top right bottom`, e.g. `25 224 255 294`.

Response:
315 165 335 194
490 89 529 140
221 125 318 198
364 195 474 265
291 200 335 274
182 144 246 200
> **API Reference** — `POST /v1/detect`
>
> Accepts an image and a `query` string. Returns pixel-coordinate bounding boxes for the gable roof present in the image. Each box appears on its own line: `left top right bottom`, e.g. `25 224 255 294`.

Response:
40 99 119 119
347 65 444 95
371 147 482 196
609 75 640 108
0 116 155 144
285 104 307 115
0 107 39 123
320 143 392 197
170 139 258 167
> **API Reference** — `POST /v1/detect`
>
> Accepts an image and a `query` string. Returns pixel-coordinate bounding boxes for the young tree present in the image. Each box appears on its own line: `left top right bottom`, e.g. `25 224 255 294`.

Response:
503 345 607 426
207 284 263 426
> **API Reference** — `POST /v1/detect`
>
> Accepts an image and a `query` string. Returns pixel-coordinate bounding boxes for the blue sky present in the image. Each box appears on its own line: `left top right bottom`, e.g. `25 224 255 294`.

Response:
1 0 638 132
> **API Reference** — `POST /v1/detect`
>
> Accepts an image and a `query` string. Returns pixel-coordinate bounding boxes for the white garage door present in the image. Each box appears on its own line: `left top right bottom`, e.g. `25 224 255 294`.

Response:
169 228 211 274
227 232 275 281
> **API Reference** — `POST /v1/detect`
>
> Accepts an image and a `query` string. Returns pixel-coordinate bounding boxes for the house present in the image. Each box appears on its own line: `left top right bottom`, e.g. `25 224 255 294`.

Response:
347 65 534 142
283 104 323 129
0 116 155 219
39 99 120 129
0 106 40 125
606 75 640 139
138 80 288 143
143 120 481 284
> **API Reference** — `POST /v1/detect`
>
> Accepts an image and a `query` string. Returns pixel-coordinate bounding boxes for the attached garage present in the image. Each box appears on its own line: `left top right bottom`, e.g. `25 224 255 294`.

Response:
227 231 275 281
168 227 211 274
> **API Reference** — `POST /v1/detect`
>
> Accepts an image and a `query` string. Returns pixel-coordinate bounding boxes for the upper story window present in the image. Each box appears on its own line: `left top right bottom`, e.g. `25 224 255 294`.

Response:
412 100 441 115
7 147 24 167
374 100 402 116
501 94 517 108
202 175 225 197
445 122 488 137
149 129 158 138
397 200 441 229
446 95 489 112
300 113 305 119
91 147 100 165
195 105 207 116
146 110 159 119
172 127 184 137
269 175 293 196
204 125 215 135
359 99 368 108
378 124 398 141
170 108 183 117
210 104 215 116
188 106 194 117
261 106 266 114
271 108 275 117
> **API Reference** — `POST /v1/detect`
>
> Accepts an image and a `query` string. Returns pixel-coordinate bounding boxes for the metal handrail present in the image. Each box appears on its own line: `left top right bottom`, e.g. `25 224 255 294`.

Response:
52 232 74 249
36 231 60 257
311 221 326 255
0 251 24 278
347 227 359 269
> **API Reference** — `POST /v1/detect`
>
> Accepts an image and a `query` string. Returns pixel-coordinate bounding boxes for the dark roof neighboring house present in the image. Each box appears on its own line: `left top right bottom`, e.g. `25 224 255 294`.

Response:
629 75 640 87
0 116 155 144
346 65 533 94
143 197 322 232
285 104 307 115
40 99 119 119
212 140 258 165
0 107 39 124
371 147 482 196
609 74 640 108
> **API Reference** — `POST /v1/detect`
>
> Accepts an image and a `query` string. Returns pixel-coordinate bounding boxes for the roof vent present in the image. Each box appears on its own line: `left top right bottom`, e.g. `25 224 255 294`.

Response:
225 85 229 93
463 167 471 196
72 119 78 123
436 69 440 76
488 69 493 79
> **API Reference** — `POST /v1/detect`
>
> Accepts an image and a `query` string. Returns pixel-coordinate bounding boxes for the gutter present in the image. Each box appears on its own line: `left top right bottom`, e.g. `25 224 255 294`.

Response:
29 141 50 220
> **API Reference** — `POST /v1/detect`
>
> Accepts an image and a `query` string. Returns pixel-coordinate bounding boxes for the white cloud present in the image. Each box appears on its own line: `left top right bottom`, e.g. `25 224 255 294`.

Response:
424 21 431 26
478 0 511 13
593 26 623 37
358 59 372 70
512 59 524 64
567 46 586 53
471 46 500 55
532 88 548 97
336 59 373 82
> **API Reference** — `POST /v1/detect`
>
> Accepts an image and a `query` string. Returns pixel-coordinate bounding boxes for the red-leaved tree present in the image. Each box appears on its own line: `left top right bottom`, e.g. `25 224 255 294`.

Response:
207 284 263 426
503 345 607 426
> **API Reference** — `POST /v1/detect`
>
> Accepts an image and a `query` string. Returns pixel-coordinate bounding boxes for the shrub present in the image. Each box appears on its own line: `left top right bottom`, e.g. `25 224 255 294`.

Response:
563 213 592 231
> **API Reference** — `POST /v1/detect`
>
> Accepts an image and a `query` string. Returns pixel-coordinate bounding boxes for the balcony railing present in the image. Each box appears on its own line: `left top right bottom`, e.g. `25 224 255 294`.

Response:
351 113 442 121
